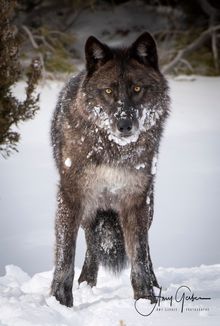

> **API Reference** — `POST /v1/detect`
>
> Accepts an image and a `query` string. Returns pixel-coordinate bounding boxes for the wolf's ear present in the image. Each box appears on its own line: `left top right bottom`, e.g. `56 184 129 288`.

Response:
85 36 112 74
129 32 159 70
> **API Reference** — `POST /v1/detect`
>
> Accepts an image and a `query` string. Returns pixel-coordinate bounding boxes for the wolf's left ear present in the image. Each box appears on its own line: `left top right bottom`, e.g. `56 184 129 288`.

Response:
130 32 159 70
85 36 112 74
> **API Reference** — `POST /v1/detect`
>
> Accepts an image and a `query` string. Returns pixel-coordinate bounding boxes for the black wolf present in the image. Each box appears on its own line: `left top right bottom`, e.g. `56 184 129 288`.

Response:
50 32 170 307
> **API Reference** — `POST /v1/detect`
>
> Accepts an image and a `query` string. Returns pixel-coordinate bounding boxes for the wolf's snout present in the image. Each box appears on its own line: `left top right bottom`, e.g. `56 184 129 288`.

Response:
117 119 132 136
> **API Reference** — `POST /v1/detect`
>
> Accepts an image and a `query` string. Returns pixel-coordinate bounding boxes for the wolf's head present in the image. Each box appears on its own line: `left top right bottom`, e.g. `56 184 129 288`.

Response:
82 32 169 146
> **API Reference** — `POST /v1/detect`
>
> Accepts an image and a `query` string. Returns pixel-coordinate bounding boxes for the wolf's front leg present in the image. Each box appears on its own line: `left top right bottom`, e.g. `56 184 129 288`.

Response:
120 198 157 304
146 183 159 289
51 189 81 307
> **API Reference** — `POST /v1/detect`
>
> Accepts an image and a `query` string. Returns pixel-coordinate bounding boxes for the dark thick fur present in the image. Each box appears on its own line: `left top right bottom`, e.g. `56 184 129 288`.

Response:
51 32 170 307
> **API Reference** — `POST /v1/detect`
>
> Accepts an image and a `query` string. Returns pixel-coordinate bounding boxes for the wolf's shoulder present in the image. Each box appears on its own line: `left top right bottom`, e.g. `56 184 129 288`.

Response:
52 70 86 129
51 70 86 158
57 70 86 107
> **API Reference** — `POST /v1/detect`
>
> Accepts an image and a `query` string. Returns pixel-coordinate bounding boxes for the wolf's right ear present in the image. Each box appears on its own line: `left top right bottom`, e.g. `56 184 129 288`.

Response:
85 36 112 75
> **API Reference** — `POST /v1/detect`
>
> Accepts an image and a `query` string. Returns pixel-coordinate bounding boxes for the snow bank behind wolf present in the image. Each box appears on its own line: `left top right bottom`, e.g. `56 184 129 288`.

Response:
50 32 170 307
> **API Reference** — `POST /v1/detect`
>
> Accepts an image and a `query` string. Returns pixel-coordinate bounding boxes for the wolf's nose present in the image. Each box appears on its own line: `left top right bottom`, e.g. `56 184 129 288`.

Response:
117 119 132 134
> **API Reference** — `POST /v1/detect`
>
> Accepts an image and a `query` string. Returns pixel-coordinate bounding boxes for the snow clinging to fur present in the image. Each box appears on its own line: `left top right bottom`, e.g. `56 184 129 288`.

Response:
64 158 72 167
90 102 166 146
151 155 158 175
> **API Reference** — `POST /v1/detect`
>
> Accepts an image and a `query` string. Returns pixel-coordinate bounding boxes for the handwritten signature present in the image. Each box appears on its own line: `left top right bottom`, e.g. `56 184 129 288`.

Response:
134 285 211 316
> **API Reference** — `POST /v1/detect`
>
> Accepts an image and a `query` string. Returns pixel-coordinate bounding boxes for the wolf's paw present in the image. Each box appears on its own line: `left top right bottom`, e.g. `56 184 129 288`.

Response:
78 272 97 288
134 288 157 304
51 282 73 307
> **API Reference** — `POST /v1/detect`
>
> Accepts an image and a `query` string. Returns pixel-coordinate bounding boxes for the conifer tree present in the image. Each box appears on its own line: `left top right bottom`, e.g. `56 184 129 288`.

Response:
0 0 41 157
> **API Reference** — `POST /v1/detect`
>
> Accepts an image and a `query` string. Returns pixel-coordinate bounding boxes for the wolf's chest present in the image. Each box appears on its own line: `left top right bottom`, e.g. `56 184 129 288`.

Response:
83 165 147 193
80 165 148 220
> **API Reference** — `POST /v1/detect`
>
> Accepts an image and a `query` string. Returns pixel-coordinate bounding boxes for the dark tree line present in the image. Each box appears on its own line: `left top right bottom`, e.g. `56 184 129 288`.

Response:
0 0 219 157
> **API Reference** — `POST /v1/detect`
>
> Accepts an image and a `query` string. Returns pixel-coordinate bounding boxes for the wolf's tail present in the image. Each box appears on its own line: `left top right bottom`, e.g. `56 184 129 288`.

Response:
93 210 127 273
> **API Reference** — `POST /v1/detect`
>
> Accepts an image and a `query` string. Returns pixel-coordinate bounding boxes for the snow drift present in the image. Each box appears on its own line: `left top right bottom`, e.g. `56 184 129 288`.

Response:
0 264 220 326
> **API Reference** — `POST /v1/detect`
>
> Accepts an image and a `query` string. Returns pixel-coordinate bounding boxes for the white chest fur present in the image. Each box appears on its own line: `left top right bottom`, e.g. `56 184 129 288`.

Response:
80 165 148 221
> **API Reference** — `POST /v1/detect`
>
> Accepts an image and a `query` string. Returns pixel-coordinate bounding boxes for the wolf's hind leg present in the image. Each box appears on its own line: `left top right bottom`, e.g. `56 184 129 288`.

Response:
78 227 99 287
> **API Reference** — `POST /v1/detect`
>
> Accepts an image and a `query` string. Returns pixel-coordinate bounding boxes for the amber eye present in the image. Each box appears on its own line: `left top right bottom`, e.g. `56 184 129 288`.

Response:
133 85 141 93
105 88 112 94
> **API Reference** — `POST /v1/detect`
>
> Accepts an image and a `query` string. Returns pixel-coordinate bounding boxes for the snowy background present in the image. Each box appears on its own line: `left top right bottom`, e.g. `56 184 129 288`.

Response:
0 76 220 276
0 76 220 325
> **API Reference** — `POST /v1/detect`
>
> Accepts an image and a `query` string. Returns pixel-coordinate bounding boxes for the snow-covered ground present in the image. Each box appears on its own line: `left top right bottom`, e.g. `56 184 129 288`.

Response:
0 264 220 325
0 76 220 324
